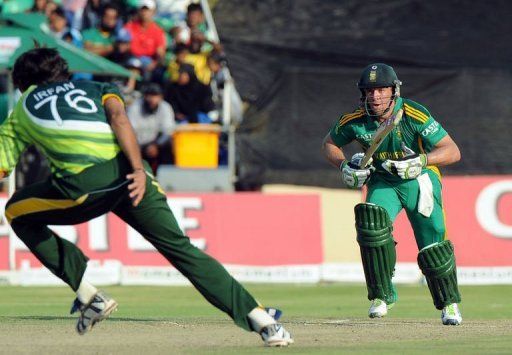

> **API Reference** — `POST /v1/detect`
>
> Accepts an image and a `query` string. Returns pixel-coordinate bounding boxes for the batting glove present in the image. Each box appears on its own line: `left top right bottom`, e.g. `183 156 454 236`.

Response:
340 153 373 189
382 153 427 179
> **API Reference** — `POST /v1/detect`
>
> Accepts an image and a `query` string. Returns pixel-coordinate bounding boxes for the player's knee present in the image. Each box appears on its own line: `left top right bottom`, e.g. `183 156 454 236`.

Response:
354 203 393 245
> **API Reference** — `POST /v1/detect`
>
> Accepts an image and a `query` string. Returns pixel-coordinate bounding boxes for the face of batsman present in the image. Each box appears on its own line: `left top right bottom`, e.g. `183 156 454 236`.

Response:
357 63 401 117
364 87 395 117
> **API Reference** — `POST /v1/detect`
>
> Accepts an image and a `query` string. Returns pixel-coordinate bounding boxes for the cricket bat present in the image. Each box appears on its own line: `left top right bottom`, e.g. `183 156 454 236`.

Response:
359 109 404 168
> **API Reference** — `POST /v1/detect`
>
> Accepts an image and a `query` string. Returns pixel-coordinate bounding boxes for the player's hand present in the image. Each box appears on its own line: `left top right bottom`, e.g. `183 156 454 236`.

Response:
127 168 147 207
382 154 427 179
340 153 373 189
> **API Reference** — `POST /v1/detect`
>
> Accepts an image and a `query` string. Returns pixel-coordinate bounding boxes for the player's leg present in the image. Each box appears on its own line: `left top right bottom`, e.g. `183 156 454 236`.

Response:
6 180 92 290
113 175 292 346
404 171 462 325
360 179 403 317
5 178 122 334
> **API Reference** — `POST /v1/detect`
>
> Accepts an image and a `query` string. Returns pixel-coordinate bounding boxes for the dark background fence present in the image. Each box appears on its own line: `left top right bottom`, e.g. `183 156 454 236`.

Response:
213 0 512 187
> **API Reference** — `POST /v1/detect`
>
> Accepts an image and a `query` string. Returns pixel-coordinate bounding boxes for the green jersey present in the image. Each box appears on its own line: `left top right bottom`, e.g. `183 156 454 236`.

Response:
82 28 115 46
329 97 447 180
0 81 123 178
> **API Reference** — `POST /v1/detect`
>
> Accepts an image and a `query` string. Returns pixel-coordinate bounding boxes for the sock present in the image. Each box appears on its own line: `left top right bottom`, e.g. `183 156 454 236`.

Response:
76 280 98 304
248 307 277 333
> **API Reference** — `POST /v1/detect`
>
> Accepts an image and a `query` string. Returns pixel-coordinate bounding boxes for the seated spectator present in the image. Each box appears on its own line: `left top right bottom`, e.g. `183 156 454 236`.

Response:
49 6 83 47
28 0 52 14
48 6 93 81
128 83 175 173
121 57 145 106
82 3 122 57
166 43 211 85
69 0 105 31
124 0 167 80
164 63 218 124
172 2 215 52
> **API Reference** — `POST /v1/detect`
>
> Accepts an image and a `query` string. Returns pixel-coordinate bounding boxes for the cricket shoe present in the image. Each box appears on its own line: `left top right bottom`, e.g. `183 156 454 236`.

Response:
260 323 294 347
368 298 394 318
264 307 282 321
70 291 118 335
441 303 462 325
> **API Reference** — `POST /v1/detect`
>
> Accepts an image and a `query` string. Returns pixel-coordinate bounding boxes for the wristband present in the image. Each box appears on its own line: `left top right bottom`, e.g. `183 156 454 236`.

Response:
420 154 428 167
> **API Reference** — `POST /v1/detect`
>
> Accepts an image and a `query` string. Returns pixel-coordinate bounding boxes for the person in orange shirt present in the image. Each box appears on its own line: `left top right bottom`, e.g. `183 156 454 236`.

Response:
123 0 166 78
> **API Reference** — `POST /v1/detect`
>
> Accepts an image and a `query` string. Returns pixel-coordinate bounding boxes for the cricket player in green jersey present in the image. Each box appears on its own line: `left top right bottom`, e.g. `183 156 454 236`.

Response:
0 47 293 346
322 63 462 325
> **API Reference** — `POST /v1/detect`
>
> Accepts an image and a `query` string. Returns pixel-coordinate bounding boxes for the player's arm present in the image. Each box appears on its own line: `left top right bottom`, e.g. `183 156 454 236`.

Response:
425 135 461 167
0 112 29 180
322 133 347 169
322 132 371 189
104 97 146 207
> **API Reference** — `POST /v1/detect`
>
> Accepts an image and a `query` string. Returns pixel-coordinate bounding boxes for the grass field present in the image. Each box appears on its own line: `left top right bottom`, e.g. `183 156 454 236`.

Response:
1 284 511 354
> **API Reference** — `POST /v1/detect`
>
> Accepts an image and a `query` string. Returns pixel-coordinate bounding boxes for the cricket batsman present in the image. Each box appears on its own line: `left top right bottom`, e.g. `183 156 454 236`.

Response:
322 63 462 325
0 47 293 346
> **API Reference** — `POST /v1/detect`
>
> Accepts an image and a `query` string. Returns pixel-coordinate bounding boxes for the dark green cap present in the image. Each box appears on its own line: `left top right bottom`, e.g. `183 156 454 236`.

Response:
357 63 400 89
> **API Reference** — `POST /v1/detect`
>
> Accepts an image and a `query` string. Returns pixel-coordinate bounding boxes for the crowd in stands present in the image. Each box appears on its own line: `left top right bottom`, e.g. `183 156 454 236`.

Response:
3 0 239 178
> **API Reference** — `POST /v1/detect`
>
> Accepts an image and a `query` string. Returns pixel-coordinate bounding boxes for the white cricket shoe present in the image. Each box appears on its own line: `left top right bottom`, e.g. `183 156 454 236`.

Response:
441 303 462 325
368 299 388 318
70 291 118 335
260 323 294 347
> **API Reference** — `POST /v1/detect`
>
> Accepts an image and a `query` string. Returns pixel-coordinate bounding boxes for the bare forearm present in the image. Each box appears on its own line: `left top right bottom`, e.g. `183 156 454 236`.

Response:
426 136 461 167
322 134 346 169
105 98 144 171
111 116 144 171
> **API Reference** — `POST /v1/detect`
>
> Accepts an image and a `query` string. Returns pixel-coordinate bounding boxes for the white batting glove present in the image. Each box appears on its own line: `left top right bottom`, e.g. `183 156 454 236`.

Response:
382 153 427 179
340 153 373 189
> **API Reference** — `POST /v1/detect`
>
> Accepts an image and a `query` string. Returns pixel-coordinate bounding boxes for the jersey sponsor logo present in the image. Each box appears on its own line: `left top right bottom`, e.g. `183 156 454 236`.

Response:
421 121 440 137
356 133 373 144
375 151 407 160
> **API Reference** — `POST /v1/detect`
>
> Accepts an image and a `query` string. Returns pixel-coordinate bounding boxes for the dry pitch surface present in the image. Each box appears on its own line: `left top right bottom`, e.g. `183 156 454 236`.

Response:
1 285 511 354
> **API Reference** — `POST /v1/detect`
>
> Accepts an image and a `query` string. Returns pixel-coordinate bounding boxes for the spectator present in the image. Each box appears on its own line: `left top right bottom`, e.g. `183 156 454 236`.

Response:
166 43 211 85
121 57 144 106
165 63 217 124
49 7 93 81
124 0 167 79
48 6 83 47
172 2 214 52
28 0 52 14
108 29 133 64
82 3 121 57
128 83 175 173
70 0 105 31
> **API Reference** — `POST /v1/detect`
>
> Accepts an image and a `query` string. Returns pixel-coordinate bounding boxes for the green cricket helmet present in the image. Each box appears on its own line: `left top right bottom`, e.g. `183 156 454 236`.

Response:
358 63 402 116
357 63 401 90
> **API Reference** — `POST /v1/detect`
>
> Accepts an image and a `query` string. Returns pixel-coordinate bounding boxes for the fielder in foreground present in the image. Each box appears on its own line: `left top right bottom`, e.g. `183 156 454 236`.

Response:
0 47 293 347
322 63 463 325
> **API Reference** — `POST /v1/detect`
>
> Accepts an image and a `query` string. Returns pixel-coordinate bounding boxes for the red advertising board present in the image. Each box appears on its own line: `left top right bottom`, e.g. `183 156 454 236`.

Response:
394 176 512 266
0 193 323 270
1 176 512 274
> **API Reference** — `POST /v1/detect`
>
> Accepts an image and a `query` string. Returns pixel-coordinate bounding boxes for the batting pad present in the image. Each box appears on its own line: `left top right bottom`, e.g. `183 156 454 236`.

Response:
355 203 397 304
418 240 461 310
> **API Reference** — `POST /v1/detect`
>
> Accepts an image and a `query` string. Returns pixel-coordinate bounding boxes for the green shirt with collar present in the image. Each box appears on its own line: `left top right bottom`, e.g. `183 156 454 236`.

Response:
329 97 447 180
